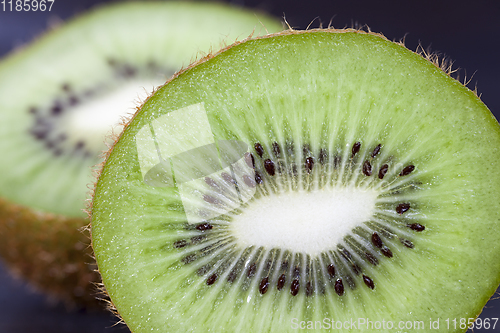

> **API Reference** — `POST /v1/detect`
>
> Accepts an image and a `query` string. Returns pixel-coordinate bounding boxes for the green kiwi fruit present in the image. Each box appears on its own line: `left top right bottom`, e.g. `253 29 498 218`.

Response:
0 1 282 307
90 28 500 332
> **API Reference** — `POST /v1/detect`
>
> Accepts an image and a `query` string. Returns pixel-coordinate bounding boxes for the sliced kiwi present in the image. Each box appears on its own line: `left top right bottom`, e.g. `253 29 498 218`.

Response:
0 1 282 307
91 29 500 331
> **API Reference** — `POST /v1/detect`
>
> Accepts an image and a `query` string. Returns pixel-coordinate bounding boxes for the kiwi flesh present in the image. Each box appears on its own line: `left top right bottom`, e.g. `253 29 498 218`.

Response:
91 29 500 331
0 1 282 307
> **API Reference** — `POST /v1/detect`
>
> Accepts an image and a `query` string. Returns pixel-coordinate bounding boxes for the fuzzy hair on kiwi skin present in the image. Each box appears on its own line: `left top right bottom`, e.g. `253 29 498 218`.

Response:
89 26 500 328
0 2 283 309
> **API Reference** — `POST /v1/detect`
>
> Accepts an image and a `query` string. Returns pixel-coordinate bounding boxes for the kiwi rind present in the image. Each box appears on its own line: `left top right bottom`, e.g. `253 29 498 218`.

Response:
0 1 282 307
91 28 500 331
0 198 99 305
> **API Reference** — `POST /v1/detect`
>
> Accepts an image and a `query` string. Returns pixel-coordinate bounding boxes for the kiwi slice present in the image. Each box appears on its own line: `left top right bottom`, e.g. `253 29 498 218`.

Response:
0 1 282 306
91 29 500 331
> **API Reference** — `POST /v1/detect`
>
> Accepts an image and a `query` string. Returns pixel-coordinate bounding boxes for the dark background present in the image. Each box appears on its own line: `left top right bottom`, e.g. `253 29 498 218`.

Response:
0 0 499 332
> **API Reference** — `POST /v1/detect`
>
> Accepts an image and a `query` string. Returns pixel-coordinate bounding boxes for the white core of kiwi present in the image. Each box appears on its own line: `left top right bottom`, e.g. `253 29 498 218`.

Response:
231 188 378 254
59 79 162 153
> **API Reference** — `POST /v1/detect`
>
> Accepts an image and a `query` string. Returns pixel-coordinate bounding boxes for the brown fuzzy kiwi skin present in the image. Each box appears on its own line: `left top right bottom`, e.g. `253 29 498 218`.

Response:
0 197 102 308
89 27 496 323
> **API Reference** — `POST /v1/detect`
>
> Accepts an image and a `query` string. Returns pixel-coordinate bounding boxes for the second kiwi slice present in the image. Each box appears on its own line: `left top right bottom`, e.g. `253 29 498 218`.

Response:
0 1 282 306
91 30 500 331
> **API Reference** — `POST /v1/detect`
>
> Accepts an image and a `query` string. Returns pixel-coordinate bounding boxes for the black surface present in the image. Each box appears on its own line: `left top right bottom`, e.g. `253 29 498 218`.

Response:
0 263 130 333
0 0 499 332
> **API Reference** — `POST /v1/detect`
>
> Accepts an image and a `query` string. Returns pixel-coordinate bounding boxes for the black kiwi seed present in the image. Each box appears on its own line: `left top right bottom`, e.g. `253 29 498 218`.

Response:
290 279 300 296
400 165 415 176
334 278 344 296
254 171 264 184
206 273 218 285
396 203 411 214
173 239 187 248
264 159 275 176
259 277 269 294
305 157 314 174
75 141 85 150
381 246 393 258
277 274 286 290
327 264 335 277
254 142 264 157
243 174 256 188
371 232 383 248
351 142 361 158
365 252 378 265
247 263 257 277
378 164 389 179
51 102 63 115
205 177 218 187
196 223 213 231
244 152 255 168
221 172 235 184
408 223 425 231
362 160 372 176
272 142 281 157
203 194 219 205
371 144 381 158
363 275 375 289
